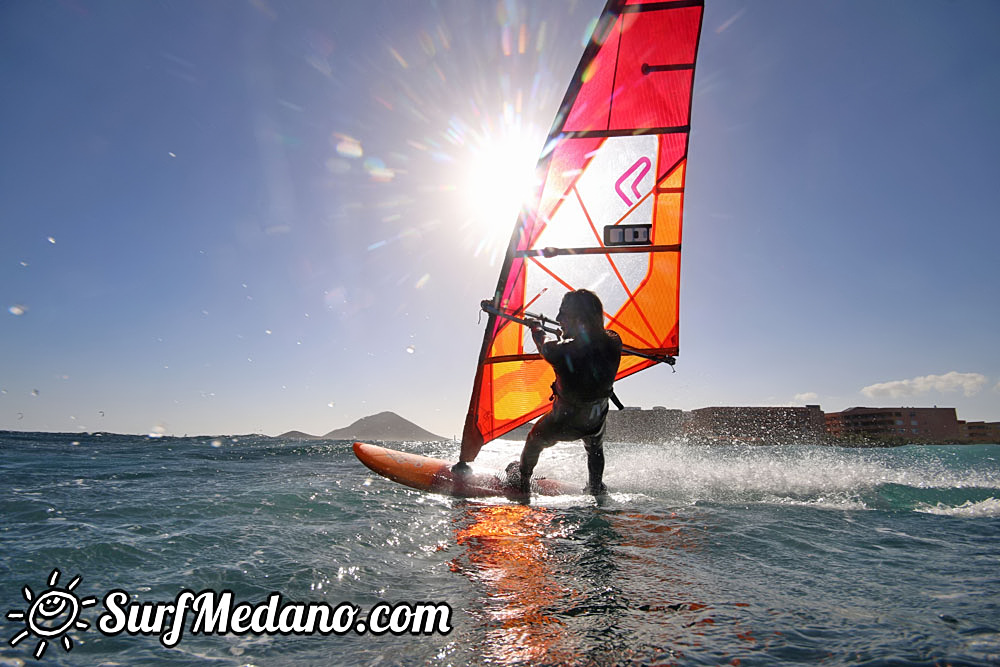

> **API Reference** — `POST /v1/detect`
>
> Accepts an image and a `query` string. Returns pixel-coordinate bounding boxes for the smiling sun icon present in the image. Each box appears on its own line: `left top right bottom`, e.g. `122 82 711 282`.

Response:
6 569 97 659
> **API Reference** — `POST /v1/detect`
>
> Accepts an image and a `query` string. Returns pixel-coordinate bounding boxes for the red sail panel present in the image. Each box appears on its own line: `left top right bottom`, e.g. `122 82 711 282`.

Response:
563 3 701 134
563 17 622 133
610 6 701 130
459 0 703 463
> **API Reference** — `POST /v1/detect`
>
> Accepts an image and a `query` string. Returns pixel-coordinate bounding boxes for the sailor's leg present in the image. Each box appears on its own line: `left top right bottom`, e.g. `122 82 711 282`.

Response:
519 419 558 493
582 431 607 495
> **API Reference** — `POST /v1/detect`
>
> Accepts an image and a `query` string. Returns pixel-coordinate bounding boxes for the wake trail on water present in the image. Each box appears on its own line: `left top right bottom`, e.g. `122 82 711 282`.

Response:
549 439 999 515
350 437 999 516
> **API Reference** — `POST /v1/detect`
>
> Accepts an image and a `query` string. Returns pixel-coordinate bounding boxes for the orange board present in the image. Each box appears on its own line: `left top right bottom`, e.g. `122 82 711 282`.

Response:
352 442 577 498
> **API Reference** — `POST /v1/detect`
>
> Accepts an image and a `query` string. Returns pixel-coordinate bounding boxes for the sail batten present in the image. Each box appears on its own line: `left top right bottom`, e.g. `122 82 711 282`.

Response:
562 126 690 139
515 244 681 258
459 0 703 463
622 1 704 11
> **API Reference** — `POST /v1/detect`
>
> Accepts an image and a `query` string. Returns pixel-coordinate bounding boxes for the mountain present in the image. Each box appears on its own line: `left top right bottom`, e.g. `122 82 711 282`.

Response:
278 430 319 440
277 412 446 441
323 411 446 441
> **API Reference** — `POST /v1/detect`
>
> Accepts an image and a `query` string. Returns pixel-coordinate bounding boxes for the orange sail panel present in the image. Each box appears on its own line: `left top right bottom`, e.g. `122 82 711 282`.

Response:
459 0 703 462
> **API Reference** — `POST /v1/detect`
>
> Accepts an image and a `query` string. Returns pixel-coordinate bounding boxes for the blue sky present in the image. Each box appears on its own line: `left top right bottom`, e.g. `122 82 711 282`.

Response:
2 0 998 438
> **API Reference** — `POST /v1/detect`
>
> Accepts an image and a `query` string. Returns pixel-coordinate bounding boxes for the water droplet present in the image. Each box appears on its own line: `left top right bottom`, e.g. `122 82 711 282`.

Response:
8 304 26 316
47 236 56 244
406 345 415 354
328 401 335 408
210 439 223 448
168 152 177 158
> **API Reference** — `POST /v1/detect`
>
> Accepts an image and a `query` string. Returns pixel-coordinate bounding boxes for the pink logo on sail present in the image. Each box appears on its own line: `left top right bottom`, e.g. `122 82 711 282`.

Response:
614 157 651 206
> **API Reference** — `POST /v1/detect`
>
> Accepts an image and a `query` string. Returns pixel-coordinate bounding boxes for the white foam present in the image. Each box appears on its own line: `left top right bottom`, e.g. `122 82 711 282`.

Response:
915 497 1000 517
601 440 998 511
419 438 1000 512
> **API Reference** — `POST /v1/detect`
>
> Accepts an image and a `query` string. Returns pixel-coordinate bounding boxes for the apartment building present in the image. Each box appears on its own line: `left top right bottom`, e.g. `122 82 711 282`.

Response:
825 407 960 441
958 421 1000 443
605 406 684 442
593 405 992 444
686 405 827 440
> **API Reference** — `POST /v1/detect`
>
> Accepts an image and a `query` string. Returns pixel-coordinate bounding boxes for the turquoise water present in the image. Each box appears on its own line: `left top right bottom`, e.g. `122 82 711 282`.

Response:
1 431 998 665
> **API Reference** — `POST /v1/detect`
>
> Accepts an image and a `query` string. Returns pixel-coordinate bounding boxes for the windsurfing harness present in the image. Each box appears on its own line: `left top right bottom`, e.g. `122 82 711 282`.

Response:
541 330 622 407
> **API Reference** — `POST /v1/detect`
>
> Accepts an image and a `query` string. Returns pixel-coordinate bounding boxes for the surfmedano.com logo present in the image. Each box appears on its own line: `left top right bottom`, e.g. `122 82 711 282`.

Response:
6 569 97 659
7 568 452 660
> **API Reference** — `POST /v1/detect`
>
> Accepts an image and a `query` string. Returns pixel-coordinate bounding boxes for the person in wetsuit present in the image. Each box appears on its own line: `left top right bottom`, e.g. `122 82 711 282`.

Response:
509 289 622 496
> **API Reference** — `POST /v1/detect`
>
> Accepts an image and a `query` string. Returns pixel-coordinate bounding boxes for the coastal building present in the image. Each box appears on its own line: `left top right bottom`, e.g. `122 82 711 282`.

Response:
605 406 683 442
825 407 960 441
513 404 992 445
686 405 826 441
958 421 1000 444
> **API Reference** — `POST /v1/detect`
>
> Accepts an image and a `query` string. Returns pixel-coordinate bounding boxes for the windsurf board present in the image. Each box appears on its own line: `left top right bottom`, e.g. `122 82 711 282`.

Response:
352 441 577 498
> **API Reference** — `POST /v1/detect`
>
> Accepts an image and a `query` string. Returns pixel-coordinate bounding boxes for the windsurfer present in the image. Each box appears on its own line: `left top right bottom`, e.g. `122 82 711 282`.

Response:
507 289 622 497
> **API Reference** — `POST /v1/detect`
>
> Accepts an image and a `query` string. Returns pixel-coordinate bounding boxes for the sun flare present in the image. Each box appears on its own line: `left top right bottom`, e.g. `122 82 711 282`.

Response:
460 128 543 253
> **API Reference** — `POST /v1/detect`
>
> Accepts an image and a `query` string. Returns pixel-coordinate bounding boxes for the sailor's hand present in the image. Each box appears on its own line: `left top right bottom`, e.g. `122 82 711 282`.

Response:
531 324 546 344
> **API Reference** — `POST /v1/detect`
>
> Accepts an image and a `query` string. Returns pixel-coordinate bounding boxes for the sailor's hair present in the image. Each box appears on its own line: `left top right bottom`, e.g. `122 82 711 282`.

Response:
561 289 604 329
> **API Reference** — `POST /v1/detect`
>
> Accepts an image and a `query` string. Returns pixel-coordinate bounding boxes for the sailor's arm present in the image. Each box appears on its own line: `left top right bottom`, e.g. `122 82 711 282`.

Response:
531 324 548 353
532 327 565 366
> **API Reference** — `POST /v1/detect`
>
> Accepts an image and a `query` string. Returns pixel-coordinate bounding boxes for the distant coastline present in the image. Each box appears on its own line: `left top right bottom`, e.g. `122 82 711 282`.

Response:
5 405 996 445
278 405 998 446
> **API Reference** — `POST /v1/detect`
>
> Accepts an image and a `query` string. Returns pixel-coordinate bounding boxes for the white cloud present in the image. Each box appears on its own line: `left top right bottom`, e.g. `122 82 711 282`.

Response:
861 372 988 399
794 392 818 403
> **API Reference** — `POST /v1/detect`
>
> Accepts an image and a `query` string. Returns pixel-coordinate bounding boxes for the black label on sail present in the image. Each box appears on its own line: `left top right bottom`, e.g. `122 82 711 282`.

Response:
604 224 653 246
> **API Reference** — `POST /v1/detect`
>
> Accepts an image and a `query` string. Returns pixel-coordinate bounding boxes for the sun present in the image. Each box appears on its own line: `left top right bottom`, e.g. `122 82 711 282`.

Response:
459 126 544 260
6 569 97 659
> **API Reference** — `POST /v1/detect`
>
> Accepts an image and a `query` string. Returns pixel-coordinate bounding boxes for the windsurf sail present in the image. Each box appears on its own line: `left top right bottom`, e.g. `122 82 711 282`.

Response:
460 0 704 463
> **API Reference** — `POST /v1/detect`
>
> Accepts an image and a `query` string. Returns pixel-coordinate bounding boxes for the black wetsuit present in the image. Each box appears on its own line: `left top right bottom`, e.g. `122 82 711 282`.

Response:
520 328 622 491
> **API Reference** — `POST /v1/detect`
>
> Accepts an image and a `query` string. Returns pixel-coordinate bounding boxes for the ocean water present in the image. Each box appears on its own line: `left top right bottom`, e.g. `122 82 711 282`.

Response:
1 432 998 666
